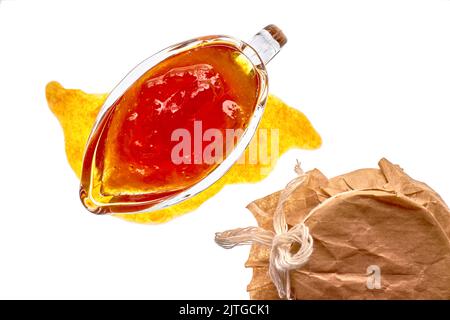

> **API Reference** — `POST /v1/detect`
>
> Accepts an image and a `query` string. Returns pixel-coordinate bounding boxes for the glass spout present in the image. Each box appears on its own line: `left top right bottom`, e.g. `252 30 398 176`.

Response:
246 24 287 65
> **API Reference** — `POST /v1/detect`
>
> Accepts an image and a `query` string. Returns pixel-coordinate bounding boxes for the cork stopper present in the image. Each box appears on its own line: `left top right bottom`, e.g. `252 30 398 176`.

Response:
264 24 288 48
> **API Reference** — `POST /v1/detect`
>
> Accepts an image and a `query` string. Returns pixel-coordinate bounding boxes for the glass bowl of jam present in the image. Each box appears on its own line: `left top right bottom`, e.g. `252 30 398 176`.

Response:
80 25 287 214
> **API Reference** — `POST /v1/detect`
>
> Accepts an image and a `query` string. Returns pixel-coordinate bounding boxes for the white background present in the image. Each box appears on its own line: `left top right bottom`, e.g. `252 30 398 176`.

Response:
0 0 449 299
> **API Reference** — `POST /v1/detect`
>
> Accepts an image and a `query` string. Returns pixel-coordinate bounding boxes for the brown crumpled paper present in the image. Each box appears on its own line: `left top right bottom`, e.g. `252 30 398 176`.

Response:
243 158 450 299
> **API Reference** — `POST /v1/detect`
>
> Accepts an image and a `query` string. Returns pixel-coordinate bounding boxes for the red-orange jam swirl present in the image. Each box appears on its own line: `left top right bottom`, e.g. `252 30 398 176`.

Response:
81 43 261 213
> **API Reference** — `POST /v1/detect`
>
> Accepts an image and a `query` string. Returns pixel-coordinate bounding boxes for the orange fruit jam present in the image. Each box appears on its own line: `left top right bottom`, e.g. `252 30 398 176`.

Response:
80 43 261 213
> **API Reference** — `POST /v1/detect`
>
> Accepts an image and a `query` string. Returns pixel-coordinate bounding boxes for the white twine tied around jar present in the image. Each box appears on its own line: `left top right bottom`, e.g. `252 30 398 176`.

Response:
215 161 314 300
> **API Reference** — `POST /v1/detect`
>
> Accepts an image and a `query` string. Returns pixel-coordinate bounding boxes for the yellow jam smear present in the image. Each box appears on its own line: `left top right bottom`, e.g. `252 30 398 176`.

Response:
45 81 322 223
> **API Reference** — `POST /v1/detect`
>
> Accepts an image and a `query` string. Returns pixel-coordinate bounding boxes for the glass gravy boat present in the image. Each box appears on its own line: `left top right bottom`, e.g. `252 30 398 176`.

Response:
80 25 287 214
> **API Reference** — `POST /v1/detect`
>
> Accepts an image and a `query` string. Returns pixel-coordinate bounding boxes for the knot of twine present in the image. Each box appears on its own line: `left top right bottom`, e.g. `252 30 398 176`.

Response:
215 161 314 299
